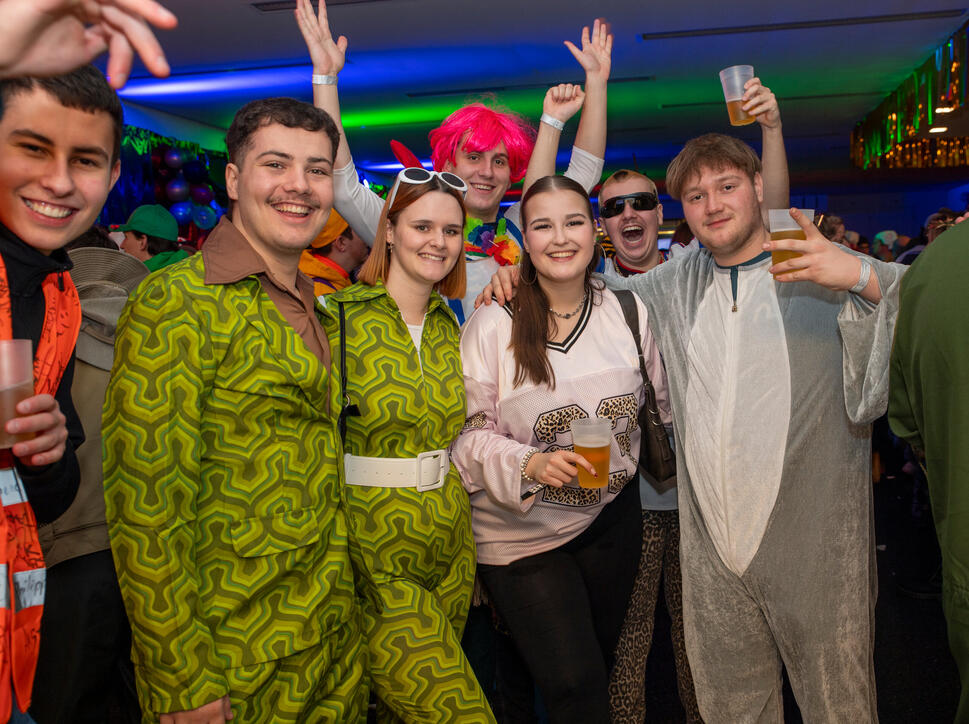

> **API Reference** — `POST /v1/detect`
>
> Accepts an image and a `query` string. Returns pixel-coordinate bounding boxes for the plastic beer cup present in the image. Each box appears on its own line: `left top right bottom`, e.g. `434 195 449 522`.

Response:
768 208 814 268
570 417 611 489
0 340 34 449
719 65 756 126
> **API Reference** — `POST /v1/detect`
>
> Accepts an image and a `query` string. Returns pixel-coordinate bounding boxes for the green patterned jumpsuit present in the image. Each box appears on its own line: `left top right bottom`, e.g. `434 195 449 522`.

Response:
104 231 366 723
325 281 495 723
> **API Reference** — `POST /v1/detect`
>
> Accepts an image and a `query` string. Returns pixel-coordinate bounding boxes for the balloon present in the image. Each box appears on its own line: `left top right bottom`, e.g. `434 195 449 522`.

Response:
190 184 214 206
164 148 185 169
155 165 174 181
193 205 217 230
150 146 168 169
183 160 208 184
170 201 193 225
166 178 190 202
152 181 167 202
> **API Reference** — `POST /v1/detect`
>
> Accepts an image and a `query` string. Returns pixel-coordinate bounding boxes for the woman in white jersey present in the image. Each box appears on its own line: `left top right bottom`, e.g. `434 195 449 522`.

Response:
452 175 670 723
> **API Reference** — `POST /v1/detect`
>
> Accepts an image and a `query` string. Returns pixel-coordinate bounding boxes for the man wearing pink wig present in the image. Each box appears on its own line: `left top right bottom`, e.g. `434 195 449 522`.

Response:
296 0 611 322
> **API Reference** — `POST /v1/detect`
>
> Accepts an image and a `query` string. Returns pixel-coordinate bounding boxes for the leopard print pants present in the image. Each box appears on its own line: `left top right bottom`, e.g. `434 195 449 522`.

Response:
609 509 702 723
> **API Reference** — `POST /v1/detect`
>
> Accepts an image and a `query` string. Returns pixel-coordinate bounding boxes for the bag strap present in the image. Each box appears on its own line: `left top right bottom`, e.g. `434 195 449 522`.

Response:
615 290 671 459
615 290 659 412
337 302 359 448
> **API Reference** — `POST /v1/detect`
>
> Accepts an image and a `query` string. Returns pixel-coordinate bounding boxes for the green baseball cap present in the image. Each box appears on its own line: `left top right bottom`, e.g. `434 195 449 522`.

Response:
118 205 179 242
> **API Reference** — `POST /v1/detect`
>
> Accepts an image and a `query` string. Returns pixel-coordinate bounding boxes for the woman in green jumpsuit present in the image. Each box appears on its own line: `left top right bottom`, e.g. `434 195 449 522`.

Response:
324 170 495 723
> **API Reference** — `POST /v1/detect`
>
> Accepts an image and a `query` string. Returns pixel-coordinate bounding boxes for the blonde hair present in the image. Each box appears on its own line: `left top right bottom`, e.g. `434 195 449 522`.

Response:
598 169 658 205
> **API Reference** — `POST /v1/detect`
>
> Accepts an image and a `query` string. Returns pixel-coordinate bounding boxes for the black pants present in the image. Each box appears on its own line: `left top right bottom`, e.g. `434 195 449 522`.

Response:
30 549 140 724
479 481 641 724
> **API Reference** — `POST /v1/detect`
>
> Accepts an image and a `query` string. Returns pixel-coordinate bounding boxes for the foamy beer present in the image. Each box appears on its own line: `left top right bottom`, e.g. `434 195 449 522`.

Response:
570 417 612 489
719 65 756 126
769 208 814 268
0 340 34 449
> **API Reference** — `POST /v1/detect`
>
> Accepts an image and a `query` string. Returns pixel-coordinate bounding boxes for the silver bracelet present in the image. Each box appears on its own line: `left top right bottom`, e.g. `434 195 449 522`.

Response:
520 448 538 482
849 258 872 294
312 74 338 86
540 113 566 132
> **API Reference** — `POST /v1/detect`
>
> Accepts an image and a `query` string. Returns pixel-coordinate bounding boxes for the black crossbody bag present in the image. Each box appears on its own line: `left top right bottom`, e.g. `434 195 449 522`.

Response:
614 290 677 494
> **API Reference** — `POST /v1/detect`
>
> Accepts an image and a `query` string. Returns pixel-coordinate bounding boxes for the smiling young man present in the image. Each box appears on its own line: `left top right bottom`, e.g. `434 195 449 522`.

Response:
0 65 123 724
104 98 365 723
603 133 904 722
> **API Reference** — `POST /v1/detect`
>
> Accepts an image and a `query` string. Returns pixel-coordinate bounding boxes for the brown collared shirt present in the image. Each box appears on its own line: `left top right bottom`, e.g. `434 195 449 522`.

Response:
201 217 330 369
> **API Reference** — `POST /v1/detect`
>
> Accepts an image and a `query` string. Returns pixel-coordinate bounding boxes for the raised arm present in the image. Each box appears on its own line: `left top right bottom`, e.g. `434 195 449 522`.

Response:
512 19 611 224
567 18 611 162
295 0 383 243
295 0 350 169
521 83 585 193
744 77 789 210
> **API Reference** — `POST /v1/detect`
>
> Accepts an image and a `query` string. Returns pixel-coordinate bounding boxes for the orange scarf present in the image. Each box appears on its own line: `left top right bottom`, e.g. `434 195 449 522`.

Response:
0 253 80 719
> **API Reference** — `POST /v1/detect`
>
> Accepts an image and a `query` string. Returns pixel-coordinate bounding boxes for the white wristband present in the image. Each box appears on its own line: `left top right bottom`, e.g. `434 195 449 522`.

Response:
312 74 338 86
849 258 872 294
540 113 566 131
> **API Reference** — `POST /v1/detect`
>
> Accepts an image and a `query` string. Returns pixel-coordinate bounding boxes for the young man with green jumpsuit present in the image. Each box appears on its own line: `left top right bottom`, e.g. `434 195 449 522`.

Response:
104 98 366 723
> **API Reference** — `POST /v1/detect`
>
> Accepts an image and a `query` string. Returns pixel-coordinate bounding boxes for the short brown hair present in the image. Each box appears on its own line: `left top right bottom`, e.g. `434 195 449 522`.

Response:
225 97 339 167
0 65 123 162
357 177 467 299
665 133 761 200
598 169 657 205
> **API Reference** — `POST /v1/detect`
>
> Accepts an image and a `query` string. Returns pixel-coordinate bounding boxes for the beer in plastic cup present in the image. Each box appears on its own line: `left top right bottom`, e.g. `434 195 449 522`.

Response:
768 208 813 268
719 65 756 126
570 417 611 489
0 340 34 449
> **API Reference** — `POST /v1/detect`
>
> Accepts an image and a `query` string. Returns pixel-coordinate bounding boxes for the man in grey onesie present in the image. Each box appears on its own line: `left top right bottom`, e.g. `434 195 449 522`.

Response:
486 134 903 722
614 134 902 722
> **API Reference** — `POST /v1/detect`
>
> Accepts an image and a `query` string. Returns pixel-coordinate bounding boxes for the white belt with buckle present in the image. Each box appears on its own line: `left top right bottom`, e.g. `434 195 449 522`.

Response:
344 450 449 492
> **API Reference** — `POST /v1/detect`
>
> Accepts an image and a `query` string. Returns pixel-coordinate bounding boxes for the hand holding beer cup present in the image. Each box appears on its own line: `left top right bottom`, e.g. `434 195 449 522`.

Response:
765 208 869 293
6 393 69 468
524 449 598 489
742 78 781 130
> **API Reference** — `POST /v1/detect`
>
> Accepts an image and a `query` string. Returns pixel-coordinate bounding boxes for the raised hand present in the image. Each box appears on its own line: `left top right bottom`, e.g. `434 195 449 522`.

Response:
743 77 781 130
294 0 347 75
564 18 613 86
0 0 178 88
543 83 585 124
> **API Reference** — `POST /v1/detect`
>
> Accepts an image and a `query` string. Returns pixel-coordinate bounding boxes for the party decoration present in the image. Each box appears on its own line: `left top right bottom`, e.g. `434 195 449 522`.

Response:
190 184 215 206
164 147 186 169
193 205 218 230
853 20 969 169
166 178 190 202
170 201 193 225
183 160 208 184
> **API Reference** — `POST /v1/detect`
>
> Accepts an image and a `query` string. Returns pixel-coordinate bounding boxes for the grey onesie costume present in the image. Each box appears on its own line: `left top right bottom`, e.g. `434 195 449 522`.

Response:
606 248 903 723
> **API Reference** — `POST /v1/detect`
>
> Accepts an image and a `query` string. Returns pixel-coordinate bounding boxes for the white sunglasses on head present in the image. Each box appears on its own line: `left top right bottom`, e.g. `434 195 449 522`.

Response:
386 167 468 209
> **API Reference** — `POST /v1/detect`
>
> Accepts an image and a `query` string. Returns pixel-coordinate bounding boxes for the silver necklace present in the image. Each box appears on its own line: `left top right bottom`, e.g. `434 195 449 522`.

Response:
550 291 588 320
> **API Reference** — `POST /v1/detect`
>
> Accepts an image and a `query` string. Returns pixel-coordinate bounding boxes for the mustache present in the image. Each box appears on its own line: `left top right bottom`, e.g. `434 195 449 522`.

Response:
269 195 321 209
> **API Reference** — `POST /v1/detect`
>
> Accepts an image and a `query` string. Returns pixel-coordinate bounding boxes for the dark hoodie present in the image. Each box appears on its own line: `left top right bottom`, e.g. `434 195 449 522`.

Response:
0 222 83 524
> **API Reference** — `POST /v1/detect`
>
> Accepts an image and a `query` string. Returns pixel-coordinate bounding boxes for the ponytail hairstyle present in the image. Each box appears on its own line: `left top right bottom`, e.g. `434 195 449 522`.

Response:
510 175 601 389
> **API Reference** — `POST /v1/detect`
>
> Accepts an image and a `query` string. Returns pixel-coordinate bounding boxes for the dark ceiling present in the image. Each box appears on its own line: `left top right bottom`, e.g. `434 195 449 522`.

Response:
116 1 969 190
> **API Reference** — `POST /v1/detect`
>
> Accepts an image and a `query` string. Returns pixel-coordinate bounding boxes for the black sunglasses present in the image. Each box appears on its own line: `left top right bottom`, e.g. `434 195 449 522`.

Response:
600 192 659 218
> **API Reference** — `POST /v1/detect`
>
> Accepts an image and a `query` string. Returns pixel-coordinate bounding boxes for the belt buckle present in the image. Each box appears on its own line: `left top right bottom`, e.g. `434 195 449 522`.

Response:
415 450 447 492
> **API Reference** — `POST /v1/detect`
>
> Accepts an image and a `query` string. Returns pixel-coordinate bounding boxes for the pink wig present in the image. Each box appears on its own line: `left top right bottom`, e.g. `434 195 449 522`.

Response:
428 103 536 183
